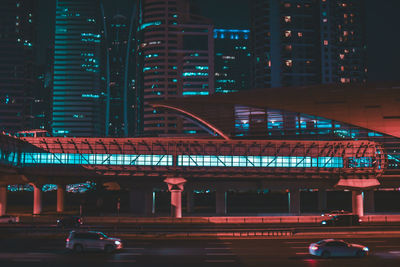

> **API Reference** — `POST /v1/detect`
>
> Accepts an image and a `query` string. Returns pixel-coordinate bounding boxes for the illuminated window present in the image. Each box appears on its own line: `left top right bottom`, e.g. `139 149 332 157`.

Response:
285 45 292 51
324 40 328 45
284 16 291 23
285 59 293 67
297 32 303 37
343 31 348 36
284 30 291 37
339 54 345 59
284 3 291 8
340 66 345 71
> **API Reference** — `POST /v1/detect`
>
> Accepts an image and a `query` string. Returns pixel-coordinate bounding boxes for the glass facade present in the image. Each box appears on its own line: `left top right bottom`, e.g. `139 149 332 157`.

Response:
136 0 214 136
0 0 35 133
52 0 104 137
214 29 251 94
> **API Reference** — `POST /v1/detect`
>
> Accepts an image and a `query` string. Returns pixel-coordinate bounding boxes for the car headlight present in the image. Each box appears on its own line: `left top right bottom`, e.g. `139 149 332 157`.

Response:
115 241 121 245
363 247 369 252
321 221 327 225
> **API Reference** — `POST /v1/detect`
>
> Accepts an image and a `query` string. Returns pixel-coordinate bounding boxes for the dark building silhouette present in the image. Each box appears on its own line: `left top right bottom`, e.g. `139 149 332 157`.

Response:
214 29 251 94
0 0 36 133
251 0 366 88
102 6 137 137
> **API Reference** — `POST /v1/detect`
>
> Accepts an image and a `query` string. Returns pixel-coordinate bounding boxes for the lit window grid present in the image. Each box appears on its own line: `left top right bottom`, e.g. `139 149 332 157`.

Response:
178 155 350 168
22 153 173 166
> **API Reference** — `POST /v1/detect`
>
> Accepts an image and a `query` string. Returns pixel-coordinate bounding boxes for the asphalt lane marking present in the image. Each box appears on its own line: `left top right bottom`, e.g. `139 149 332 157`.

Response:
206 253 235 256
12 259 41 262
119 253 142 256
205 260 236 263
208 242 232 245
295 252 310 255
108 259 137 263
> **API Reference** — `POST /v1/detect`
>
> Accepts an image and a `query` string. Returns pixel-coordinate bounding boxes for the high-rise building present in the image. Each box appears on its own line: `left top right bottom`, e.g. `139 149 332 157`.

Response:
136 0 214 136
0 0 36 133
103 9 137 137
52 0 104 137
214 29 251 94
251 0 366 88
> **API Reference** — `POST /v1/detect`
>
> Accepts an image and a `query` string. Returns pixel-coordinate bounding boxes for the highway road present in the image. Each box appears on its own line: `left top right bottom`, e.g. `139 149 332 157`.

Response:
1 232 400 266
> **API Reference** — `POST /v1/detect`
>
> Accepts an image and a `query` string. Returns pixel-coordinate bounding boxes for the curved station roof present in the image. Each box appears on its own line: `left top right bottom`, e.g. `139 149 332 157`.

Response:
152 83 400 140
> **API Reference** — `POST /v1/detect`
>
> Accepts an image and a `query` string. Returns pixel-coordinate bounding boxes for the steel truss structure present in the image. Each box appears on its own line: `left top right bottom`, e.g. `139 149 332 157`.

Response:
10 137 385 179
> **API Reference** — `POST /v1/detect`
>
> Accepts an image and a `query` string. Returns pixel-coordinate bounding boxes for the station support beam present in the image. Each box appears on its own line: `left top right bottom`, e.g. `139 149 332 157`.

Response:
364 190 375 214
129 187 154 216
216 189 227 215
0 186 6 216
318 189 327 212
57 185 65 213
289 188 300 215
33 184 42 215
164 177 186 218
352 190 364 217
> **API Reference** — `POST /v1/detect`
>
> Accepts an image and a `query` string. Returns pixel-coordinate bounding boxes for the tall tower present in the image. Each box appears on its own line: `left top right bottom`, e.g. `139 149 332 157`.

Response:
214 29 251 94
102 0 137 138
136 0 214 136
0 0 36 133
250 0 366 88
52 0 103 137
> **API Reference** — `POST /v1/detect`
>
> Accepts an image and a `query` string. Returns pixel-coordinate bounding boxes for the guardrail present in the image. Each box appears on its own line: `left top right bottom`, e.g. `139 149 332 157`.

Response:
16 214 400 225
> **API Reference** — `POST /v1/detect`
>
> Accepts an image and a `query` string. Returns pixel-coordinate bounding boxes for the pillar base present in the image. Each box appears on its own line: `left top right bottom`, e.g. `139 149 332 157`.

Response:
164 177 186 218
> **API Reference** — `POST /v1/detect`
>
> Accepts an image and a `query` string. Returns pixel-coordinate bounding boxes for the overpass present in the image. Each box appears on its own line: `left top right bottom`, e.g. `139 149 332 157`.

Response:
0 135 386 218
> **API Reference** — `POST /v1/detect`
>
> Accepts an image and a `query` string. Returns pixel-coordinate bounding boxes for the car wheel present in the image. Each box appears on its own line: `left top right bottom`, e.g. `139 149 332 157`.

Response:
104 245 114 253
356 250 366 258
74 244 83 253
321 251 330 258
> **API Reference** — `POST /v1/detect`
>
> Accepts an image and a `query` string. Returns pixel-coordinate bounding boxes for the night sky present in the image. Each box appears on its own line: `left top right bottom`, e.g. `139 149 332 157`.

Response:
36 0 400 82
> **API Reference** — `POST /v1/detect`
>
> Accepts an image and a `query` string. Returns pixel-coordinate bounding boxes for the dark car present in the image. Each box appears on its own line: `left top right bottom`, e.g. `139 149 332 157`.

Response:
57 215 82 228
321 214 360 226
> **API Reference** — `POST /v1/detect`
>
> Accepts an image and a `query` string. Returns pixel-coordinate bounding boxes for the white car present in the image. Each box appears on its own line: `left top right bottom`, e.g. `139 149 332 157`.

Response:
66 231 123 253
0 215 20 224
309 239 369 258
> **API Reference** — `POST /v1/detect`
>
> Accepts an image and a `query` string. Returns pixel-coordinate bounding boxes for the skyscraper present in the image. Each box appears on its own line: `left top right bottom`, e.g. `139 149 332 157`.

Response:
251 0 366 88
52 0 104 137
136 0 214 136
102 3 137 137
0 0 36 133
214 29 251 94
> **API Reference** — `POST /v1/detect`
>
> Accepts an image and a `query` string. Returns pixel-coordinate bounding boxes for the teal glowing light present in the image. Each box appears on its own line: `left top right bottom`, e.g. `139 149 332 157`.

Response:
138 21 162 31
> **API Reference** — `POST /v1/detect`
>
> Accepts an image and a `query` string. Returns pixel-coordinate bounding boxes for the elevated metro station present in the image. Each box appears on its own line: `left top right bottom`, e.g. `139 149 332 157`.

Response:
0 83 399 218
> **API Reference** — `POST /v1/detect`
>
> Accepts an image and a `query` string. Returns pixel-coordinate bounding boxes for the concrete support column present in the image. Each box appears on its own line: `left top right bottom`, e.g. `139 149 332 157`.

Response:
352 190 364 217
57 185 65 213
318 189 327 212
33 184 42 215
129 187 154 216
164 177 186 218
364 190 375 214
216 189 227 215
289 188 300 215
186 190 194 214
0 186 7 216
